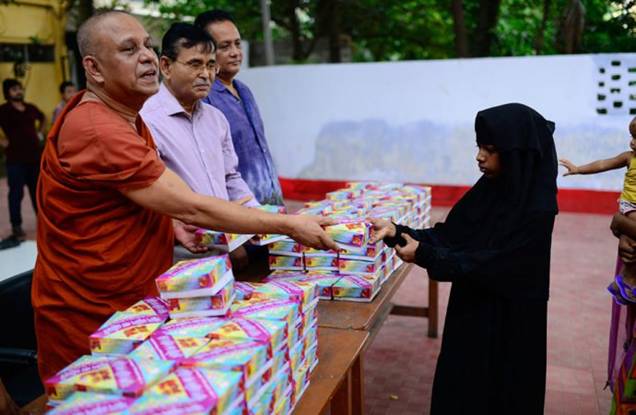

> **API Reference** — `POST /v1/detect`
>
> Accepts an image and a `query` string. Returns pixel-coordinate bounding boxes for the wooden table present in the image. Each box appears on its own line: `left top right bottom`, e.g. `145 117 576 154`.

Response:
295 263 438 415
21 330 370 415
292 328 368 415
236 256 438 339
318 263 438 339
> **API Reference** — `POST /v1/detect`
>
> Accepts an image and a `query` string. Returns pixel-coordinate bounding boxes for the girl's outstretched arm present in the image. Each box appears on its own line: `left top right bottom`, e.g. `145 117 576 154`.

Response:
559 151 632 176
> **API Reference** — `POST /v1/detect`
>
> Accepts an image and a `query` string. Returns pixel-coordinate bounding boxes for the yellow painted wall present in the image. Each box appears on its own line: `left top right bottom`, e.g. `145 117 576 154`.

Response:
0 0 68 125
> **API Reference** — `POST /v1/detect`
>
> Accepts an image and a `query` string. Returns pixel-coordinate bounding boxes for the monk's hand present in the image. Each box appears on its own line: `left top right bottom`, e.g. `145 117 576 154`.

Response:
368 217 396 243
286 215 338 251
619 234 636 264
173 220 209 254
395 233 419 263
232 196 253 206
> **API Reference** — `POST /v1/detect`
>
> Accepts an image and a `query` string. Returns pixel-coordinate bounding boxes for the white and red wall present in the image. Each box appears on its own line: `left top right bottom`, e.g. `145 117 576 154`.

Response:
239 53 636 214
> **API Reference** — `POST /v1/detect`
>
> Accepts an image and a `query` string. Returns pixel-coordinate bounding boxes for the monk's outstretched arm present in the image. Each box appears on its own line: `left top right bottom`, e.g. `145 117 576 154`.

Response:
123 168 337 251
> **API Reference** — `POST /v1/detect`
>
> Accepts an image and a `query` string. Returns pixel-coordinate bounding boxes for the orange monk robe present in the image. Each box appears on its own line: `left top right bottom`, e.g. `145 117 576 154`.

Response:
32 91 174 381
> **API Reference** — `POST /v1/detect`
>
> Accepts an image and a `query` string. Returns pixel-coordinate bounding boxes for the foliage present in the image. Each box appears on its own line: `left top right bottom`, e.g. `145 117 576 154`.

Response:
146 0 636 63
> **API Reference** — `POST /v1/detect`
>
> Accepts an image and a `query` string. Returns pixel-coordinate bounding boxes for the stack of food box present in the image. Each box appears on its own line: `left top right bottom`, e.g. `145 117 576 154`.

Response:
265 182 431 302
155 255 235 319
45 254 319 415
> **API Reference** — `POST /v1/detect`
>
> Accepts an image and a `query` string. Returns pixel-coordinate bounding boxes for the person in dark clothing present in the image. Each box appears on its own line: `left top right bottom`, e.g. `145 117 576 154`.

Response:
371 103 558 414
0 79 46 242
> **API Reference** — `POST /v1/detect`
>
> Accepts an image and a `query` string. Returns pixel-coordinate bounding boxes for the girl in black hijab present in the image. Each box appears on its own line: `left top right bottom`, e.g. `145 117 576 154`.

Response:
371 103 558 414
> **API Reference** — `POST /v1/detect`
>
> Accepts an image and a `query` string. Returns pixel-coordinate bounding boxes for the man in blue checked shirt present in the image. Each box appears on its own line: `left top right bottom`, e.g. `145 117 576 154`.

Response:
196 9 284 207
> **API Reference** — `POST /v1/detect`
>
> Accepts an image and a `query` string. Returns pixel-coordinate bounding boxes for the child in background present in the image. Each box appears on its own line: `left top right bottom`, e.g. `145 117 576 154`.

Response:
51 81 77 125
560 116 636 302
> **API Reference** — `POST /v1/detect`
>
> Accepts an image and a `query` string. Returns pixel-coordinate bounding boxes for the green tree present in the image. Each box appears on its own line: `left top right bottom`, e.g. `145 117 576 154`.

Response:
580 0 636 53
148 0 636 63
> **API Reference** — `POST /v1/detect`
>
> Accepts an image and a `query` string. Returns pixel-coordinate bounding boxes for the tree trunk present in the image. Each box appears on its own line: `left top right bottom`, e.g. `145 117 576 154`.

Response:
534 0 552 54
473 0 501 57
451 0 469 57
286 0 304 61
327 0 342 62
77 0 94 25
67 0 93 89
556 0 585 53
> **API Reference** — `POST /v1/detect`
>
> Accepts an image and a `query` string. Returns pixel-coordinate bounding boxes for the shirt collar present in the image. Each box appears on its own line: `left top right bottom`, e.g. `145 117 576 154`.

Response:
158 82 200 117
212 78 229 93
213 78 245 96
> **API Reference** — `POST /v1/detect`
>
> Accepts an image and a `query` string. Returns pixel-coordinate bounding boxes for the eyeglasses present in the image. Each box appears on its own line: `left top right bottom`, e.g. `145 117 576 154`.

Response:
174 60 218 74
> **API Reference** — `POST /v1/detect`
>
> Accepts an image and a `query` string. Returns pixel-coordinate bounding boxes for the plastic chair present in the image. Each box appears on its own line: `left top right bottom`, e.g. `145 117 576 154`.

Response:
0 270 42 406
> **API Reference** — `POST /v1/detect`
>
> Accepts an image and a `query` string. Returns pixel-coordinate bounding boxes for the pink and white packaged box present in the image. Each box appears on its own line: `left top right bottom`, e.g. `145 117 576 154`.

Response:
155 255 233 299
152 316 227 339
291 361 311 406
89 312 165 356
264 270 342 300
239 280 319 315
304 255 339 271
206 317 288 357
323 220 370 253
338 254 384 274
181 337 270 404
194 228 254 252
123 297 169 318
338 239 385 261
165 282 235 318
269 254 304 271
230 297 301 348
250 363 291 415
47 392 135 415
128 367 244 415
45 355 174 402
129 332 209 362
268 238 303 257
331 272 383 302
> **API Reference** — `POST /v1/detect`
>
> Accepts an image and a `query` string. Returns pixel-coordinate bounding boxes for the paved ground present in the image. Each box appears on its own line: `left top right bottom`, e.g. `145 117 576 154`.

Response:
0 179 617 414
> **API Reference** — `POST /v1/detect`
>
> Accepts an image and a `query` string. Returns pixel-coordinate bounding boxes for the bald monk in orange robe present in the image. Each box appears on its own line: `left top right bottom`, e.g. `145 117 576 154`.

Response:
32 11 336 382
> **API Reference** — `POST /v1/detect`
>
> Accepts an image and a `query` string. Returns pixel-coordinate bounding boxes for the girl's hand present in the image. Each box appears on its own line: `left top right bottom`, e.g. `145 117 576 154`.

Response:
395 233 419 263
558 159 578 176
368 217 397 243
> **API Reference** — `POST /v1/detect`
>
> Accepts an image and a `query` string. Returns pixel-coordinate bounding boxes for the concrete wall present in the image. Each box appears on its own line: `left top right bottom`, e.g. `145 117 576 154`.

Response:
238 53 636 192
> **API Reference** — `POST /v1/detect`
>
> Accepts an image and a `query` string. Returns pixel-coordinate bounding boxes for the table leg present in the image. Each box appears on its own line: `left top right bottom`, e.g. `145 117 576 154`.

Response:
331 368 352 415
351 354 364 415
428 279 438 338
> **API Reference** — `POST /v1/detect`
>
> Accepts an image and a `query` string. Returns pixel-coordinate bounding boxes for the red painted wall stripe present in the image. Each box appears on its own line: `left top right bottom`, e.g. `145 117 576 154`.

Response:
279 177 619 215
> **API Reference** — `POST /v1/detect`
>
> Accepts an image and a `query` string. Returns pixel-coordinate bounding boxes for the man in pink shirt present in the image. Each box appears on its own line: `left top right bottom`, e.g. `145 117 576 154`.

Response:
140 23 258 265
141 23 254 204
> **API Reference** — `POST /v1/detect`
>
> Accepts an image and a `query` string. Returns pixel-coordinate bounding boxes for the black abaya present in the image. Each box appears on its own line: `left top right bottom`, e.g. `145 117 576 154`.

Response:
385 103 558 414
